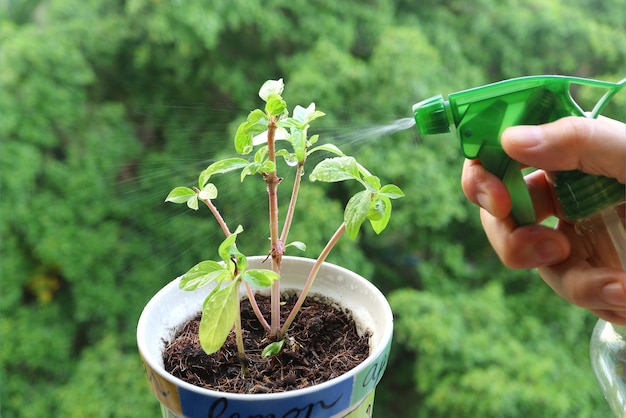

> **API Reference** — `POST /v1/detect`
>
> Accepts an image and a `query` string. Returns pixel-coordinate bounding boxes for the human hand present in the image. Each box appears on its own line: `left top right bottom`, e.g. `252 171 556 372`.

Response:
462 116 626 324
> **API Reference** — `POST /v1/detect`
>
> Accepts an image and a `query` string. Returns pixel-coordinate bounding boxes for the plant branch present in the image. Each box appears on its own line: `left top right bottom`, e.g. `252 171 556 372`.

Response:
194 187 231 237
244 282 270 331
279 223 346 337
280 162 304 245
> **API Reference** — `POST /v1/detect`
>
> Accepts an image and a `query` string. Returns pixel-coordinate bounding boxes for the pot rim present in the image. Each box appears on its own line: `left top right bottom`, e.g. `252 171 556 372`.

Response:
137 256 393 400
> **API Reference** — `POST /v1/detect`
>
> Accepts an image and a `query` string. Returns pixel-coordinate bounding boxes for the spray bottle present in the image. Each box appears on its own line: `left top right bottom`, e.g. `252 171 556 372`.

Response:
411 75 626 417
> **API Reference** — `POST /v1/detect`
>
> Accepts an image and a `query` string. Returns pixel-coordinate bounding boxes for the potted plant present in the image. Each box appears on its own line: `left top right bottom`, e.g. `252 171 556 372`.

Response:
137 79 404 418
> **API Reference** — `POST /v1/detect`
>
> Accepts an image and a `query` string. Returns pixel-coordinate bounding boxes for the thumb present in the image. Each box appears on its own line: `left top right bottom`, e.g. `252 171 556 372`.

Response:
501 116 626 183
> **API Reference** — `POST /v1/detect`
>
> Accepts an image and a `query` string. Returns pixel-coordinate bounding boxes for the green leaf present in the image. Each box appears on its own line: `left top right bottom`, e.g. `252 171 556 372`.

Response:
247 109 266 124
290 129 307 162
199 282 239 354
363 175 381 191
187 195 199 210
262 339 286 358
201 158 249 185
218 230 243 264
198 183 218 201
310 156 360 183
259 160 276 173
369 196 392 234
277 118 302 130
259 79 284 101
293 103 325 124
276 149 298 167
292 104 309 123
253 146 268 164
344 190 372 239
367 197 385 221
165 187 196 204
380 184 405 199
308 143 345 157
235 122 253 154
179 260 230 291
285 241 306 252
265 93 286 116
242 269 280 289
240 163 259 180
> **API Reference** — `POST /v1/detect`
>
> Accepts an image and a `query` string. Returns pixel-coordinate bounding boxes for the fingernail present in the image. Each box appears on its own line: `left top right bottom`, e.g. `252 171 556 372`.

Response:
601 282 626 307
476 192 495 215
535 239 566 265
505 125 542 148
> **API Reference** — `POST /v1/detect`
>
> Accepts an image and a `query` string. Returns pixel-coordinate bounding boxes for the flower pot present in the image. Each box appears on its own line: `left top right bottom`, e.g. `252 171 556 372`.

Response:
137 256 393 418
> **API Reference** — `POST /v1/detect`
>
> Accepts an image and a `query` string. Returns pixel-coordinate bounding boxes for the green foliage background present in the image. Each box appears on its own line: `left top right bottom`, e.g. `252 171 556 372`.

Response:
1 0 624 416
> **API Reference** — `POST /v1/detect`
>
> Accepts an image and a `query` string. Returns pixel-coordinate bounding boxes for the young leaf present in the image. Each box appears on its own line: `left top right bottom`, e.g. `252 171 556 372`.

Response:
285 241 306 252
277 118 302 130
179 260 230 291
292 103 325 125
290 129 307 162
198 183 218 201
265 93 286 116
292 104 309 124
310 156 360 183
369 196 392 234
380 184 405 199
187 195 199 210
247 109 267 124
367 197 385 221
259 160 276 173
202 158 250 182
308 143 345 157
242 269 280 289
240 164 257 180
276 149 298 167
218 229 244 264
253 146 268 164
262 339 286 358
259 78 284 101
362 175 381 191
344 190 372 239
199 282 239 354
165 187 196 204
235 122 254 154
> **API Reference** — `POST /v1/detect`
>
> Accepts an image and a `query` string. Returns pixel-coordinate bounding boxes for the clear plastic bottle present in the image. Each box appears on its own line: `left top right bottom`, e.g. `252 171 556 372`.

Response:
554 170 626 418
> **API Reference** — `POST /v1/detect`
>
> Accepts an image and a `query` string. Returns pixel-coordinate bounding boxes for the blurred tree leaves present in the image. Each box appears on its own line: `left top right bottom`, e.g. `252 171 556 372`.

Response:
390 284 606 417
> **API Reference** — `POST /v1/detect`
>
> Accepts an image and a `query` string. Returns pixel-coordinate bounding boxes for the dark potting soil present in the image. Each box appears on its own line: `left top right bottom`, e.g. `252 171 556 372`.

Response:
163 292 370 394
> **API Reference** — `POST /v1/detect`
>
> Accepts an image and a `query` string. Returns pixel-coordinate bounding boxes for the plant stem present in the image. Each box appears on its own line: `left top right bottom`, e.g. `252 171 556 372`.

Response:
244 282 270 331
265 116 283 337
279 223 346 337
194 187 231 237
280 162 304 245
233 284 249 378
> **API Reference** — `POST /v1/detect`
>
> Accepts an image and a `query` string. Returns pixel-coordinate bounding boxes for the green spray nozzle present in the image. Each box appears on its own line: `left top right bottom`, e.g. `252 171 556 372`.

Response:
412 75 626 225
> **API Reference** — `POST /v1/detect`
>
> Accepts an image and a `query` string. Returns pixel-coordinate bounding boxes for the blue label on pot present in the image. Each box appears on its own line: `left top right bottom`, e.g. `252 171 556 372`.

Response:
178 377 353 418
351 337 391 404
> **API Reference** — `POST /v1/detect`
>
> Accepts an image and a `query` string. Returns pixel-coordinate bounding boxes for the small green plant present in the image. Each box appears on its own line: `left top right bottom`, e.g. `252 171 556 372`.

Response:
165 79 403 375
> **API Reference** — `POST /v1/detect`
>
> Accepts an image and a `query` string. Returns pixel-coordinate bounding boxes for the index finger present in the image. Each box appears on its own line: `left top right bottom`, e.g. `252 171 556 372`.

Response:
502 117 626 183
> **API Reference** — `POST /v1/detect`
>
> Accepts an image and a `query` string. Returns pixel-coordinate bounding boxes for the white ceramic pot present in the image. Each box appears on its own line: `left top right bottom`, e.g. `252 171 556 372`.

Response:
137 256 393 418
